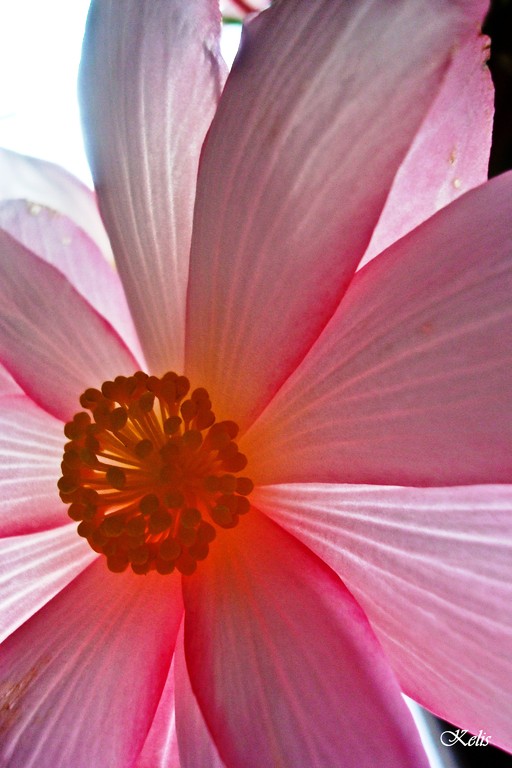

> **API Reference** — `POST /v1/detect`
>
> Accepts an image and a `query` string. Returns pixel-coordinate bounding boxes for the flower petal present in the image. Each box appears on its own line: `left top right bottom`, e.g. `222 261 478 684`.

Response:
136 651 180 768
242 172 512 486
0 394 65 537
0 230 139 422
360 31 494 267
0 559 183 768
80 0 227 374
138 630 227 768
0 200 144 363
0 148 111 260
186 0 489 428
0 364 21 397
254 482 512 752
183 510 428 768
221 0 269 20
174 629 226 768
0 525 95 644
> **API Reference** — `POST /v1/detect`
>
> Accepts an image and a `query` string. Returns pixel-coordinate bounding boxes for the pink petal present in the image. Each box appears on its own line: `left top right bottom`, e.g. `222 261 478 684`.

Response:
360 32 494 267
0 364 21 397
254 482 512 752
0 559 183 768
220 0 269 20
182 510 428 768
174 629 225 768
79 0 227 374
242 172 512 486
0 200 144 363
0 524 95 644
185 0 489 428
138 622 225 768
0 394 67 536
0 230 139 422
0 147 111 260
136 652 180 768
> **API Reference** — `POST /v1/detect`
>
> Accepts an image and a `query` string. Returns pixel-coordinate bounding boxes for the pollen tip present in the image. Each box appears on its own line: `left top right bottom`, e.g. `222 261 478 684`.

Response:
105 466 126 490
135 439 153 459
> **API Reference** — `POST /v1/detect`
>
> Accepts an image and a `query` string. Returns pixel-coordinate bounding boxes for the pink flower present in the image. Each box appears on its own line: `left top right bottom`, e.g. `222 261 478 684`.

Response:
220 0 269 20
0 1 511 766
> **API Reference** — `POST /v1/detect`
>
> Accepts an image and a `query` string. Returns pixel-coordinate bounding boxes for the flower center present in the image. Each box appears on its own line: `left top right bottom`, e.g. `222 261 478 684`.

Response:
58 371 253 576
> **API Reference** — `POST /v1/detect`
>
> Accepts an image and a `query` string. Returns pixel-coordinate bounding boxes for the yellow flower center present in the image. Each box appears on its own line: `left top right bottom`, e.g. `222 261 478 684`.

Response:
58 371 253 576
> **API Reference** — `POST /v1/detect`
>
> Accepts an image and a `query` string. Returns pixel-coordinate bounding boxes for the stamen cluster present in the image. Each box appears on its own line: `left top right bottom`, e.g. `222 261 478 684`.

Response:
58 371 253 575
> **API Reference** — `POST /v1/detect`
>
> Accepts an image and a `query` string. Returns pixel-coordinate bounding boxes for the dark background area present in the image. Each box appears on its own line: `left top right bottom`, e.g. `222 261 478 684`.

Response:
435 717 512 767
485 0 512 177
432 2 511 767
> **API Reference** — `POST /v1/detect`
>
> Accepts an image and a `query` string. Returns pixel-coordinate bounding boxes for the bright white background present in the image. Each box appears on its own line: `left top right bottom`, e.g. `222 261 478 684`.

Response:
0 0 241 186
0 0 92 183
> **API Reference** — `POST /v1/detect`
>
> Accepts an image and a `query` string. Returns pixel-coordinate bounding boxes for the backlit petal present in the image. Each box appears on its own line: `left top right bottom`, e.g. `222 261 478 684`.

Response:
243 173 512 486
186 0 489 428
183 510 428 768
0 200 143 363
254 482 512 752
0 395 64 536
221 0 268 20
136 653 180 768
361 31 494 266
0 231 139 422
0 364 21 397
80 0 227 374
0 525 95 644
174 630 225 768
0 148 111 260
0 560 183 768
